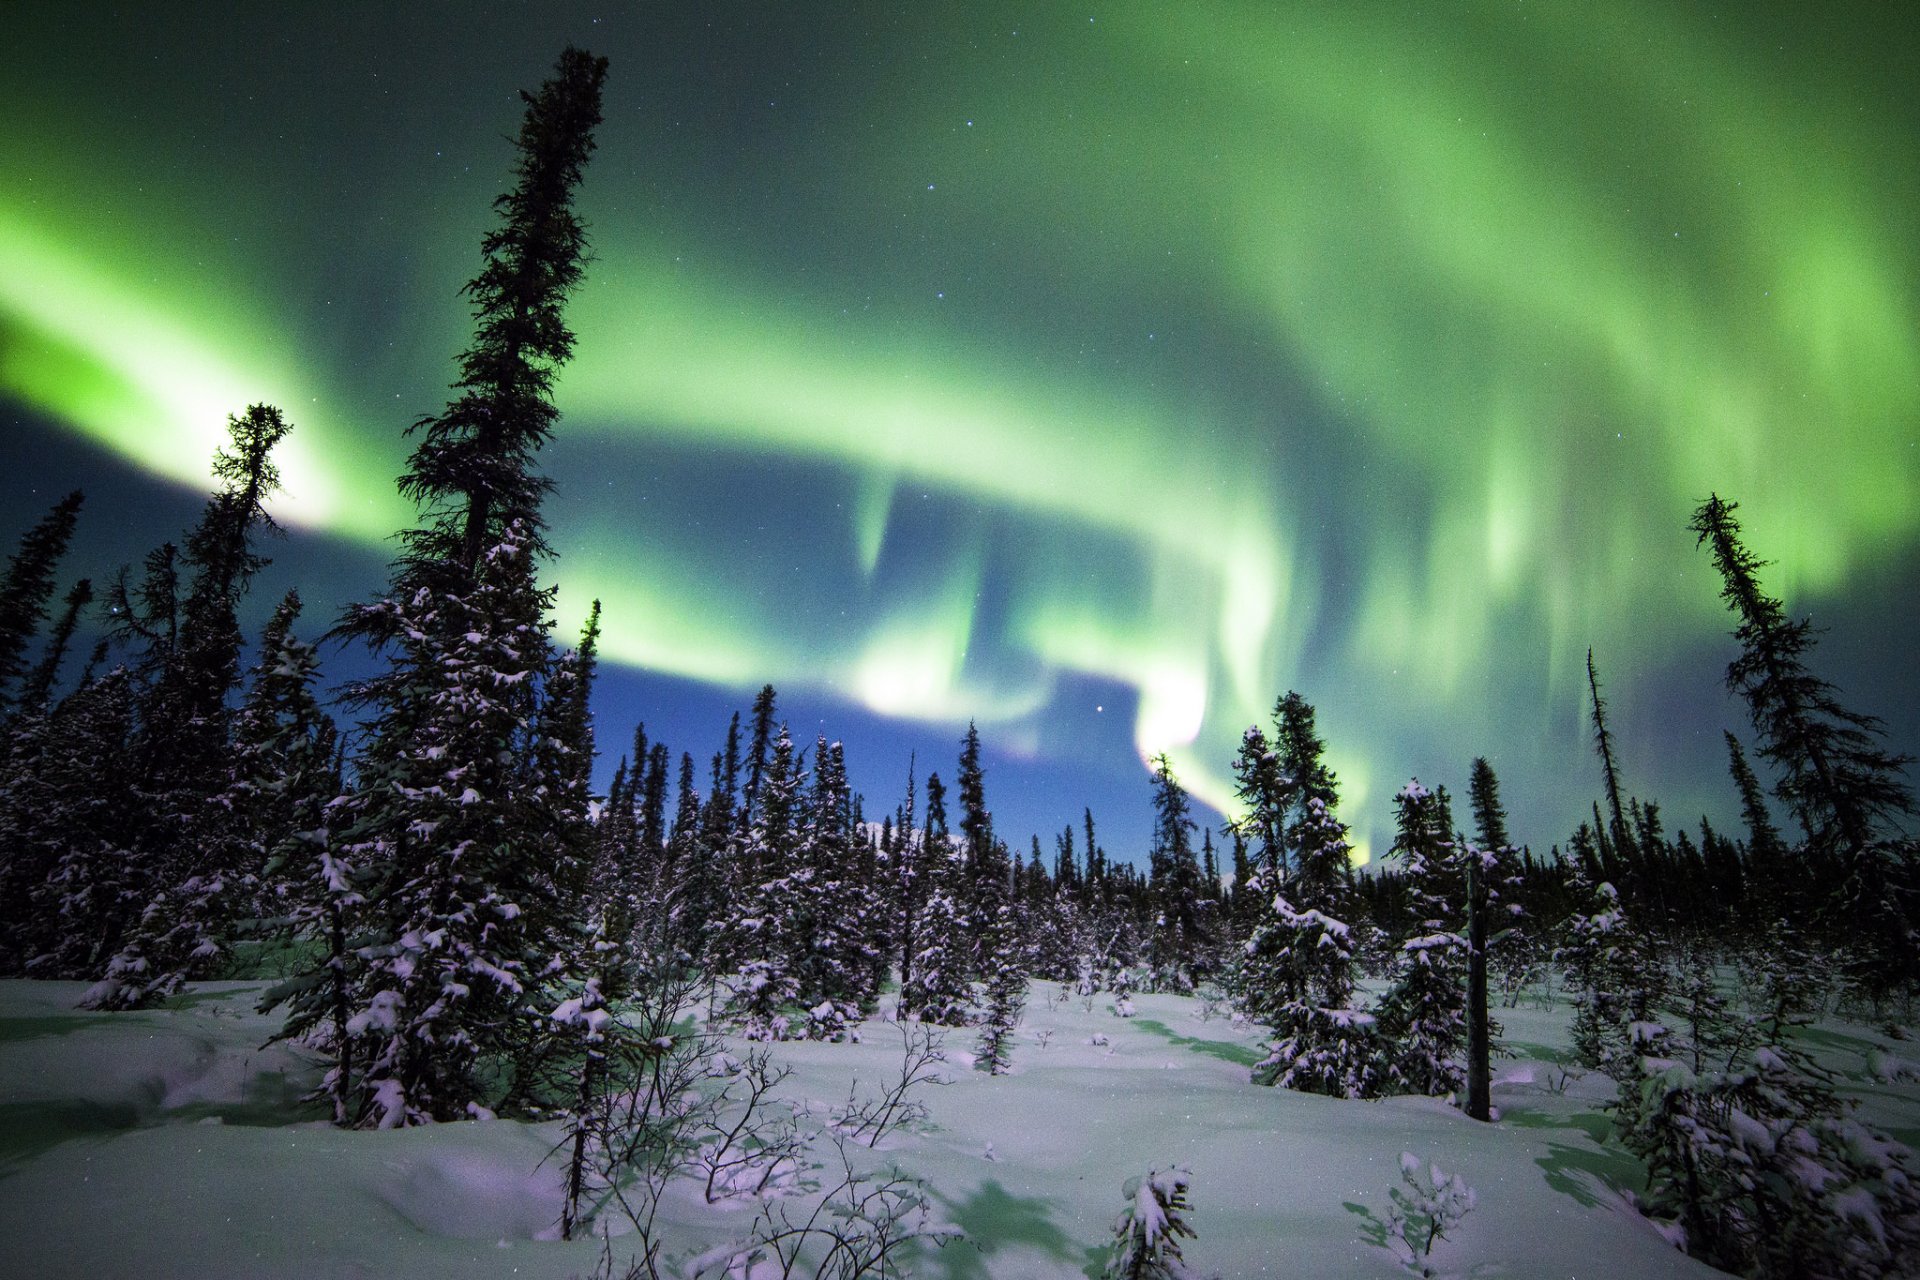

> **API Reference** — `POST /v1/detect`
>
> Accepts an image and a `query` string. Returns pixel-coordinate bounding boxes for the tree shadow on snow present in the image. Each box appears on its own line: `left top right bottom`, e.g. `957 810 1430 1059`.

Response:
0 1099 140 1179
0 1012 123 1044
1129 1018 1263 1068
929 1179 1081 1280
1535 1138 1640 1210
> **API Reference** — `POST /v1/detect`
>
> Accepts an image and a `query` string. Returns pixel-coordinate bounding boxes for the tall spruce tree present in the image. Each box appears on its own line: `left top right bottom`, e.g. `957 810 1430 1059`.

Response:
319 49 608 1122
0 490 84 719
1691 494 1917 994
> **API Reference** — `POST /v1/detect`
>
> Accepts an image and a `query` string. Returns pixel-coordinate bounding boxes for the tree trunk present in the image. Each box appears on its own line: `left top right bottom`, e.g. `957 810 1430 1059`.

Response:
1465 851 1491 1122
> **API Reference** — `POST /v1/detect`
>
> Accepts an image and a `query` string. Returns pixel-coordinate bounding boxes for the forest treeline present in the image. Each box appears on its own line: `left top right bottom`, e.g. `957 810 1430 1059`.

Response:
0 45 1914 1280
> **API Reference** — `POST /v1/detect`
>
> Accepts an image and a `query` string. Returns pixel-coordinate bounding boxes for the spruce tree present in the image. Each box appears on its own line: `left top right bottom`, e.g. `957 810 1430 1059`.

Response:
1241 695 1376 1097
85 406 292 1009
18 668 137 978
322 48 608 1121
725 725 805 1039
0 490 84 719
1376 780 1467 1098
956 720 994 982
1146 755 1206 993
18 577 92 713
1692 494 1917 995
902 771 971 1024
396 48 610 578
243 597 358 1123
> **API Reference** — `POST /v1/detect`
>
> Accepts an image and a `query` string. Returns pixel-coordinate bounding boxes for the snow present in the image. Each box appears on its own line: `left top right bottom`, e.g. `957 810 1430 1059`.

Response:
5 976 1899 1278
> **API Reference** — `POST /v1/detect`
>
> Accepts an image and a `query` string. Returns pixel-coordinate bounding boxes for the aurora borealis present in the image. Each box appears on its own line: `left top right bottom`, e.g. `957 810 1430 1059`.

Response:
2 3 1915 859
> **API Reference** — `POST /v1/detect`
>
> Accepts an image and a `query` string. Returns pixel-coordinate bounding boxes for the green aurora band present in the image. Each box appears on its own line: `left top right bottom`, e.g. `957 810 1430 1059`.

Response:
2 1 1914 859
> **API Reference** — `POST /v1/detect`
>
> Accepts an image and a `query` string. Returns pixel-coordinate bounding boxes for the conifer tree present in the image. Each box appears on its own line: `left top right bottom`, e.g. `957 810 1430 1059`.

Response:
85 406 292 1009
739 683 778 834
1146 755 1206 992
956 720 994 981
1691 494 1917 995
1463 757 1523 1118
1586 650 1632 859
726 725 805 1039
242 596 358 1122
1725 731 1785 866
320 48 607 1122
1241 695 1376 1097
1376 780 1467 1098
18 577 92 713
902 771 971 1024
17 668 136 978
396 48 609 578
541 601 601 879
0 490 83 719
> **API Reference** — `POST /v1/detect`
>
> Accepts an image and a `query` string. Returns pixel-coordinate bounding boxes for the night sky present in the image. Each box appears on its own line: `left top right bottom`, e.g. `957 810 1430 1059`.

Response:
2 3 1915 864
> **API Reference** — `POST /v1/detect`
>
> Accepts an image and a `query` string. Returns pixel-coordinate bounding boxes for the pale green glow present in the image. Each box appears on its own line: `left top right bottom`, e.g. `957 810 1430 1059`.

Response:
3 2 1914 858
0 211 398 541
563 242 1305 807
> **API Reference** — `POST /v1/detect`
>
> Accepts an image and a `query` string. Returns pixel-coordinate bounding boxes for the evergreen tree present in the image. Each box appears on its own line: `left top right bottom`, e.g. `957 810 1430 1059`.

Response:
1146 755 1206 992
395 48 609 578
973 894 1026 1074
902 771 971 1025
739 684 777 834
18 577 92 713
1240 695 1377 1097
956 720 994 981
725 725 805 1039
537 601 601 901
1104 1168 1201 1280
1586 650 1632 859
321 49 608 1122
1692 494 1917 995
85 406 292 1009
2 667 135 977
1376 780 1467 1098
242 596 358 1122
340 525 559 1123
0 490 83 718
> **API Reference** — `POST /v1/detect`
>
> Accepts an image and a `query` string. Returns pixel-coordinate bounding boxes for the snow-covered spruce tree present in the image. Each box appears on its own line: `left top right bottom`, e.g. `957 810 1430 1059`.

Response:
84 405 291 1010
0 489 84 721
534 600 601 913
239 595 366 1123
340 527 561 1124
8 666 136 978
1239 693 1379 1097
1104 1167 1200 1280
901 771 973 1025
1463 756 1523 1119
225 593 340 921
661 751 710 958
1145 755 1208 994
724 724 806 1040
1693 494 1918 1000
1376 780 1468 1098
955 721 994 987
794 737 880 1033
1616 970 1920 1278
972 834 1025 1073
317 48 607 1125
1558 871 1664 1077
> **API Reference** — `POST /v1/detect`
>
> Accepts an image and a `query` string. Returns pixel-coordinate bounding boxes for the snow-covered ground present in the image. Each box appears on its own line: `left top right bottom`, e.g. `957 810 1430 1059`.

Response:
2 977 1914 1279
